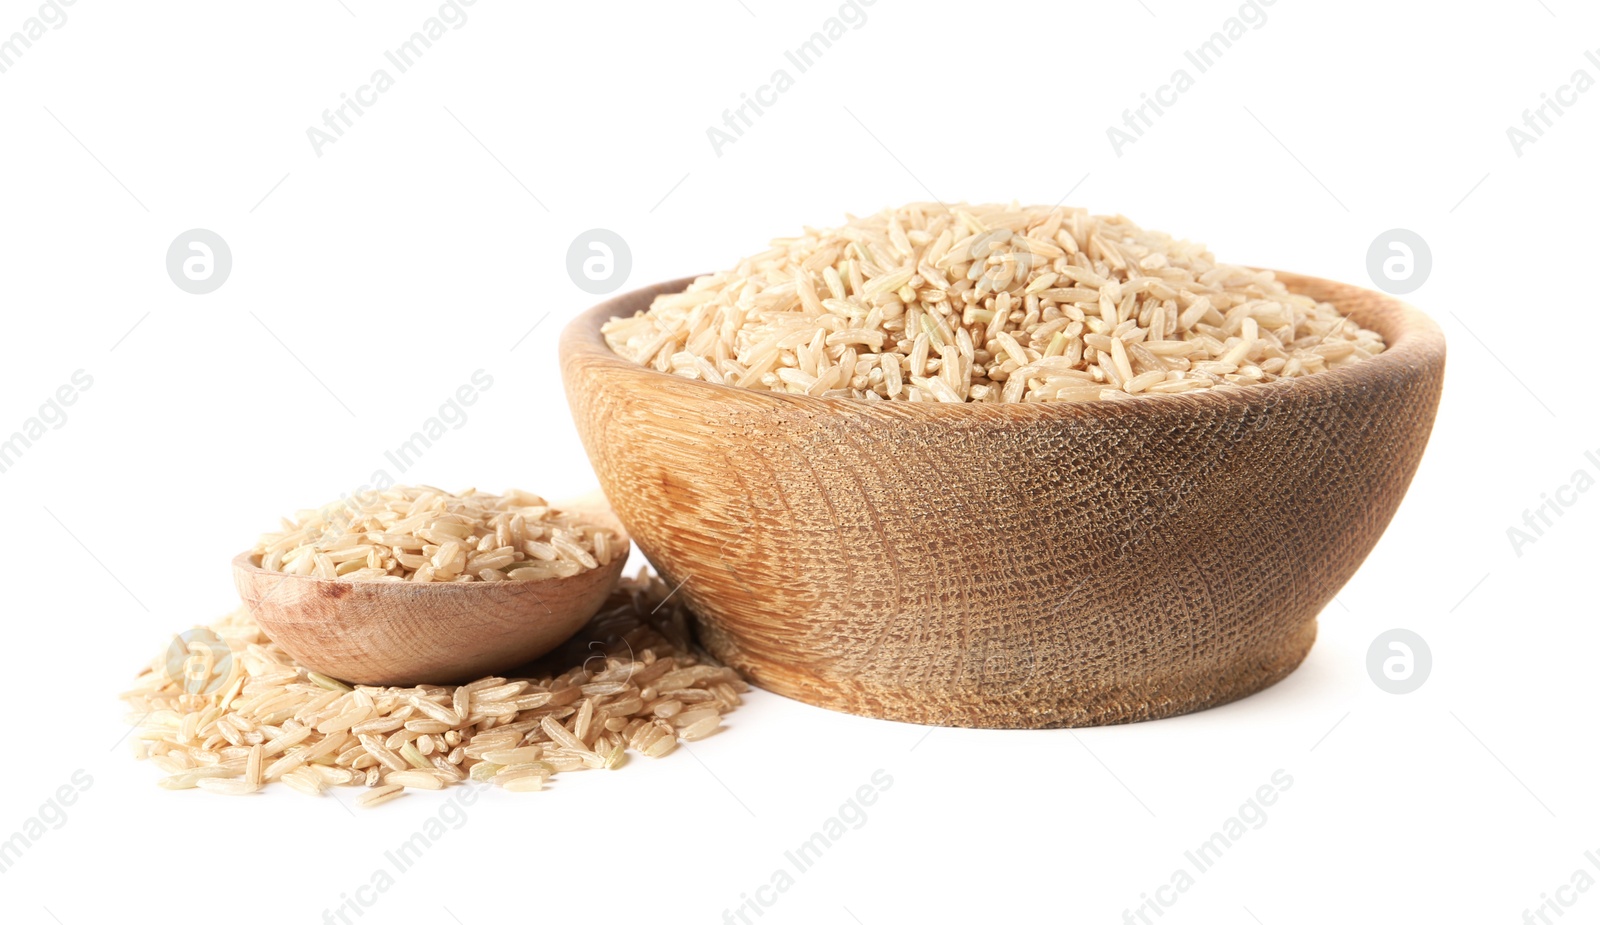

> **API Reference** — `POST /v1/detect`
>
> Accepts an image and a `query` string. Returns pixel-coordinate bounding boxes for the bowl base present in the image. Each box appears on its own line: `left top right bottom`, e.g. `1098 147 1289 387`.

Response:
711 619 1318 729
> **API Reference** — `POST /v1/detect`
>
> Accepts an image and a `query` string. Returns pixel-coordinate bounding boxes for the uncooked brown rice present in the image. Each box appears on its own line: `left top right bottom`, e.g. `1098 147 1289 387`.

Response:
253 485 618 582
122 570 746 804
602 203 1385 403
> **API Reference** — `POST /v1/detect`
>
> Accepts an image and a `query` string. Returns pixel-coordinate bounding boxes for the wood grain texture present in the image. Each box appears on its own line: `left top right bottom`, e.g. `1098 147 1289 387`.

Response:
233 508 629 686
560 272 1446 728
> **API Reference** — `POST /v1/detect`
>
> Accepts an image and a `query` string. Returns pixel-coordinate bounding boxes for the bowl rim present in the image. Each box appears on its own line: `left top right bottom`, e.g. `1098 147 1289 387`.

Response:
561 270 1445 421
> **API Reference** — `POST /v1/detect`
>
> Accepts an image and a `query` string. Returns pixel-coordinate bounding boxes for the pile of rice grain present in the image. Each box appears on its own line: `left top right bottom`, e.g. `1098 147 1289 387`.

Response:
121 570 745 804
254 486 617 582
602 203 1385 403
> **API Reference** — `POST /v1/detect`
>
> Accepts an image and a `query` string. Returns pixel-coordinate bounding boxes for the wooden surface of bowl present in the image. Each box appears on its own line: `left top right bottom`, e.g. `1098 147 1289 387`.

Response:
560 272 1445 728
232 550 628 686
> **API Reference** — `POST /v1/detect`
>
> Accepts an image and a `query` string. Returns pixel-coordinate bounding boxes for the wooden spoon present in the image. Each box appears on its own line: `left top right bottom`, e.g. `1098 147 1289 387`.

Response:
232 495 629 686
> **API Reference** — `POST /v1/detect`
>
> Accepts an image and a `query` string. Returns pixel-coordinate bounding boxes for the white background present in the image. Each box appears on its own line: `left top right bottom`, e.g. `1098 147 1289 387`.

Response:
2 1 1595 923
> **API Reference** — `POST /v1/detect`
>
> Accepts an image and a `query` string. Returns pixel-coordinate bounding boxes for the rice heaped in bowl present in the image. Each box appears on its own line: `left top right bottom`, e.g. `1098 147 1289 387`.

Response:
602 203 1384 403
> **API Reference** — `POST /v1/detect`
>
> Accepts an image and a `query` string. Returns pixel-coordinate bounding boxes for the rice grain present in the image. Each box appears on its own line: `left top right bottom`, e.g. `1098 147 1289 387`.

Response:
603 203 1384 402
253 486 618 583
122 570 747 803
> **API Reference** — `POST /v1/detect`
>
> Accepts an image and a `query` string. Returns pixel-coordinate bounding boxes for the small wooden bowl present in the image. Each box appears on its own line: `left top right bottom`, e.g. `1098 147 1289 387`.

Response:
561 273 1445 728
233 514 629 686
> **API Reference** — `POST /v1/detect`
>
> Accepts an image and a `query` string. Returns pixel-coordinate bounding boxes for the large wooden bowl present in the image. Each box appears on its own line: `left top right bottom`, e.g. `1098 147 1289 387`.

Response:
560 273 1445 728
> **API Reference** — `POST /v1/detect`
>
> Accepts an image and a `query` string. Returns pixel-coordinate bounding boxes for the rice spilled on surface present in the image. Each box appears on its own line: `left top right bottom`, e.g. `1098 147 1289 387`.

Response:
122 570 746 804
